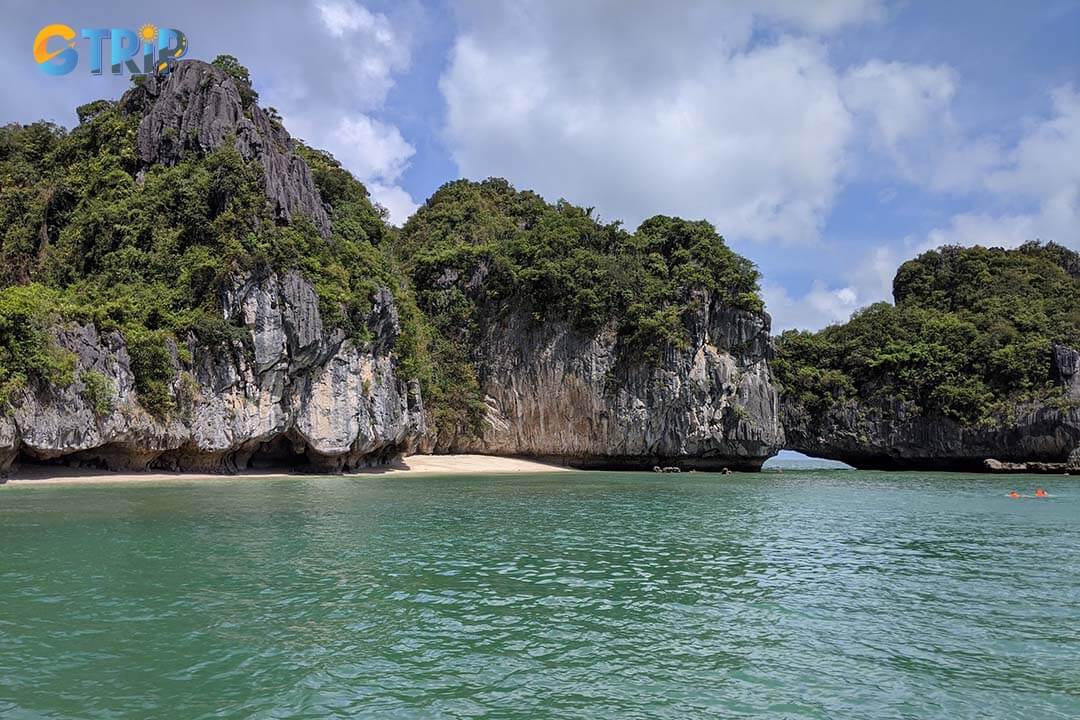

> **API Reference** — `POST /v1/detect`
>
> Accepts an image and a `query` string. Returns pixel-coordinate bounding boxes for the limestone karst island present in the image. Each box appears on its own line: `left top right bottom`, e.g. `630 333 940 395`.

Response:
4 4 1079 719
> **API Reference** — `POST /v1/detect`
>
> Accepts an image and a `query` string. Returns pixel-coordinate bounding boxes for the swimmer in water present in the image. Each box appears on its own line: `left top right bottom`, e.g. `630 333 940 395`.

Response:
1008 490 1021 498
1035 488 1048 498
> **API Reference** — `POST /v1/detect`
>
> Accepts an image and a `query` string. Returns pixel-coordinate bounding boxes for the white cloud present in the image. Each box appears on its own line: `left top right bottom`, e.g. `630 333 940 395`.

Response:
842 61 956 153
986 86 1080 198
756 0 886 32
928 136 1003 193
840 59 1006 191
294 0 418 223
917 186 1078 253
314 0 410 108
764 281 863 332
316 0 385 38
441 2 859 243
917 86 1080 252
330 116 415 185
368 183 420 225
321 116 417 224
764 245 898 331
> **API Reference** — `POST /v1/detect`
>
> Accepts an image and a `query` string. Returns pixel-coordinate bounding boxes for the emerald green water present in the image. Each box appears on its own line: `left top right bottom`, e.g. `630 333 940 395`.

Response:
2 471 1078 719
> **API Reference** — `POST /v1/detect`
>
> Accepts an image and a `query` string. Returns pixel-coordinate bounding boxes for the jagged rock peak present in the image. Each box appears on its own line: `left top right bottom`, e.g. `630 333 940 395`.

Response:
126 59 331 238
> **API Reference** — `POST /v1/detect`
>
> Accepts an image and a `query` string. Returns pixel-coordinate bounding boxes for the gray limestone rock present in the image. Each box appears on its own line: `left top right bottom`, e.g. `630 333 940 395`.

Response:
782 395 1080 471
0 273 423 475
130 60 331 237
427 292 784 470
779 340 1080 472
1051 344 1080 399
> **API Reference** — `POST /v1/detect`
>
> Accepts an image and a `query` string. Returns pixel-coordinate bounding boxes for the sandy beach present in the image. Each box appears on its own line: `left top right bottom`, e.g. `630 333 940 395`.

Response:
2 454 574 486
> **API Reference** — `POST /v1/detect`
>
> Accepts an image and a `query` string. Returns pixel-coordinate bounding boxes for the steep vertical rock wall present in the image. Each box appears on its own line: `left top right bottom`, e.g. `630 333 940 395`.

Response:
783 397 1080 471
430 293 784 470
0 273 423 474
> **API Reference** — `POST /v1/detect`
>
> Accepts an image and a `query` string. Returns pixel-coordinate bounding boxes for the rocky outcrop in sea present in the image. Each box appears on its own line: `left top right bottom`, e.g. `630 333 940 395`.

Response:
0 61 420 474
426 289 784 470
782 344 1080 471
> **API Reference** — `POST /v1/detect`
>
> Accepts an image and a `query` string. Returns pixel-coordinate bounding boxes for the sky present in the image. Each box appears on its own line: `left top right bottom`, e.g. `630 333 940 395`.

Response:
5 0 1080 332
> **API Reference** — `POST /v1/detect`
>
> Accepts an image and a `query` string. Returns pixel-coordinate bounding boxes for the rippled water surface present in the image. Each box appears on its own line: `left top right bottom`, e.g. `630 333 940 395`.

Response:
2 471 1079 719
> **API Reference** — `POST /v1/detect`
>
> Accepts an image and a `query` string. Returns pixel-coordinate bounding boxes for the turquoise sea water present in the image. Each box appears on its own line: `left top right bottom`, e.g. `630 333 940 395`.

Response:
2 470 1078 719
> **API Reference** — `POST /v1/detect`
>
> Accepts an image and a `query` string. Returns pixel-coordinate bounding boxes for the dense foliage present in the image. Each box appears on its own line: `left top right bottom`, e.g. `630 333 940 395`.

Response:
0 285 76 406
397 178 763 434
775 242 1080 424
401 179 761 341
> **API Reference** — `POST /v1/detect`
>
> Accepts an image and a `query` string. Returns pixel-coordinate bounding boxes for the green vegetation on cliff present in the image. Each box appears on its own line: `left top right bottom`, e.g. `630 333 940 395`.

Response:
775 242 1080 424
400 179 761 342
0 58 416 416
397 178 762 435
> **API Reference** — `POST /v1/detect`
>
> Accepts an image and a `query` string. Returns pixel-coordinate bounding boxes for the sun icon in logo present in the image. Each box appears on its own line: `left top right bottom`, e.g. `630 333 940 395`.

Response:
139 24 158 44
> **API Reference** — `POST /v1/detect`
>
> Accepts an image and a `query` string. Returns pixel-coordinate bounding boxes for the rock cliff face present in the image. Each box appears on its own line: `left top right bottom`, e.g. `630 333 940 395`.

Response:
429 292 784 470
782 344 1080 471
783 398 1080 471
774 244 1080 471
0 271 423 474
1051 344 1080 399
129 60 331 237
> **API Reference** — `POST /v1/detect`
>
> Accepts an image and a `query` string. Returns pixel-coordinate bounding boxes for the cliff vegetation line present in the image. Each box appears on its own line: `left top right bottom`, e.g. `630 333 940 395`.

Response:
397 179 763 437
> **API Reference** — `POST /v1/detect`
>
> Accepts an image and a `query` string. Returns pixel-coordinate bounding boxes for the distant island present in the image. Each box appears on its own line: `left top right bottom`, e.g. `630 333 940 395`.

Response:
777 242 1080 470
0 57 1077 476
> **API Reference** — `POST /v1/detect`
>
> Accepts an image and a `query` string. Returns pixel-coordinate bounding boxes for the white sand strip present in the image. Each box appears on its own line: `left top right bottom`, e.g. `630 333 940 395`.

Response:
379 454 573 475
2 454 573 485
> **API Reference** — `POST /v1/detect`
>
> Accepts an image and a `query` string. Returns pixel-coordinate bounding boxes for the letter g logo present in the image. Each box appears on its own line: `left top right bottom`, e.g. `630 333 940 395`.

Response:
34 24 78 76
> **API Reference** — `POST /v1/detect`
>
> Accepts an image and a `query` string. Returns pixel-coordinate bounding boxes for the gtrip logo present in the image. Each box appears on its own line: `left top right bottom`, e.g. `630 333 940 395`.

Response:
34 24 188 76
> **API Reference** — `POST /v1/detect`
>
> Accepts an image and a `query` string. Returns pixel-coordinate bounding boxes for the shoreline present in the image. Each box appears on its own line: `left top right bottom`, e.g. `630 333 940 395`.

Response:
1 454 575 487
